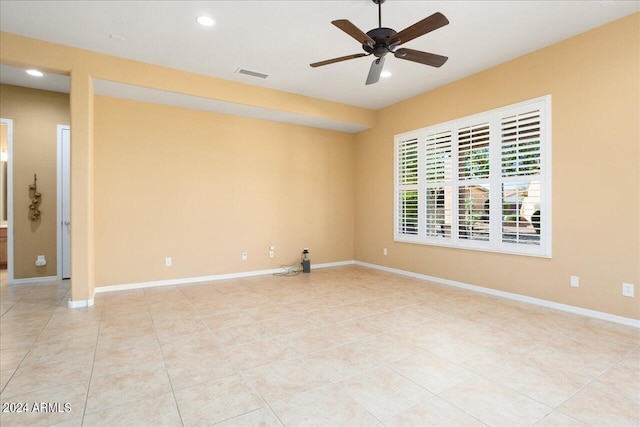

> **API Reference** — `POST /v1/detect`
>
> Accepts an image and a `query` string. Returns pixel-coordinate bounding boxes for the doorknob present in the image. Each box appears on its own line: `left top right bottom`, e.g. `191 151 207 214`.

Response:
63 221 70 226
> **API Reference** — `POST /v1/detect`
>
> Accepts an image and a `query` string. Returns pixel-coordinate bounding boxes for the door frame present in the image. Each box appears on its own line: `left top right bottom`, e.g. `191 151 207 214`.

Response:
1 118 14 283
57 124 70 280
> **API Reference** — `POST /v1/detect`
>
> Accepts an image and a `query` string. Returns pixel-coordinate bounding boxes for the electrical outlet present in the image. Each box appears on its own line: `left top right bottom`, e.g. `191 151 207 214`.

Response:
570 275 579 288
165 257 172 267
383 248 388 256
241 252 247 261
622 283 635 298
269 246 275 258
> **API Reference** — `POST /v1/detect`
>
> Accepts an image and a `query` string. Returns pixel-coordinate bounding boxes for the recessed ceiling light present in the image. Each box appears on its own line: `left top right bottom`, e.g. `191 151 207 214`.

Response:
197 15 215 27
26 69 44 77
381 71 392 78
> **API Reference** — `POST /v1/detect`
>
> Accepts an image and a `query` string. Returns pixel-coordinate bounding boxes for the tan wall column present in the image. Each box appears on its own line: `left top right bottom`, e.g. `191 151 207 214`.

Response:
69 68 95 303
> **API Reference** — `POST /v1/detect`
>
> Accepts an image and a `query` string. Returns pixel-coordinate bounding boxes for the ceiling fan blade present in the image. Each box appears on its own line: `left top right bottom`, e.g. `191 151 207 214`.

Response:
389 12 449 46
366 56 385 85
395 48 448 67
310 53 368 68
332 19 375 47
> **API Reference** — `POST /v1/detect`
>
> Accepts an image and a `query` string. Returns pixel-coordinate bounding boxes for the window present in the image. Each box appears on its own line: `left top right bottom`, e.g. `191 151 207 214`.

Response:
394 96 551 257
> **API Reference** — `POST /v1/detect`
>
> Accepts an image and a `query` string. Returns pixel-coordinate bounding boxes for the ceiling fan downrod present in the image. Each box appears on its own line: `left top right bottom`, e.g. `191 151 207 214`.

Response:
374 0 385 28
364 0 396 59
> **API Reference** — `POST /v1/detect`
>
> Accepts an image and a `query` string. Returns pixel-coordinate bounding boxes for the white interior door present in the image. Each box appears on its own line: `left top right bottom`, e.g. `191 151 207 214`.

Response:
1 118 13 283
59 126 71 279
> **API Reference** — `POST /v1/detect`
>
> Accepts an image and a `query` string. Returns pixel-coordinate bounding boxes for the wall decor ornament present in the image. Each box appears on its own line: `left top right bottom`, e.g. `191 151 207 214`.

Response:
29 174 41 221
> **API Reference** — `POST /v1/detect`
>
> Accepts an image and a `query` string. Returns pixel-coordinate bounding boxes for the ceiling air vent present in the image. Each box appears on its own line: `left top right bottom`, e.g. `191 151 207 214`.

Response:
235 68 269 79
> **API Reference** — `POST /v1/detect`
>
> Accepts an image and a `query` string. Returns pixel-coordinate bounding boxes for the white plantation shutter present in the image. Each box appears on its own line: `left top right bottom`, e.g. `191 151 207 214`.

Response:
425 130 452 238
425 130 452 182
457 184 491 242
500 109 543 246
398 137 419 186
458 123 490 180
394 96 550 257
457 122 491 242
501 181 541 244
501 110 541 177
397 137 419 235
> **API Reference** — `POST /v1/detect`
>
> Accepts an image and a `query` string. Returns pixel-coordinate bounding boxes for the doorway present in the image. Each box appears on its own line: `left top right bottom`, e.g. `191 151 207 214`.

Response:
0 119 13 283
57 125 70 279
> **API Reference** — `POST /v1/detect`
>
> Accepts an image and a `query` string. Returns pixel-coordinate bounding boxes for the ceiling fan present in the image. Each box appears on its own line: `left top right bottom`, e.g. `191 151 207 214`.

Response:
310 0 449 85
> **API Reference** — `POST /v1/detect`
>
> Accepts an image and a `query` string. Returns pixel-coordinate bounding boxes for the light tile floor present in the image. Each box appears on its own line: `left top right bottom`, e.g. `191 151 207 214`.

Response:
0 266 638 426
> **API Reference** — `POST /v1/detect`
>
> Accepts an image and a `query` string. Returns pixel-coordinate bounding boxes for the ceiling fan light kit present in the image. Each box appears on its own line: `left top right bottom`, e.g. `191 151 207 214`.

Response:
311 0 449 85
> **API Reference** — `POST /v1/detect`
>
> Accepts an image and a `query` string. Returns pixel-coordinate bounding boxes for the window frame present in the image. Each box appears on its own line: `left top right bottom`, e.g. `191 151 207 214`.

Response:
393 95 552 258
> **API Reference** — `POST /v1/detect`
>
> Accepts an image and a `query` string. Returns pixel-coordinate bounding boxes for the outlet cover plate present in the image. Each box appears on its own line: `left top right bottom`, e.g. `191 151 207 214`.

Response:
570 276 579 288
622 283 635 297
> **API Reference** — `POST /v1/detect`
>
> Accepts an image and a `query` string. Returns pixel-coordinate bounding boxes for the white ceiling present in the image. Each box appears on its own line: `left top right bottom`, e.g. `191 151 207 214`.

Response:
1 0 638 112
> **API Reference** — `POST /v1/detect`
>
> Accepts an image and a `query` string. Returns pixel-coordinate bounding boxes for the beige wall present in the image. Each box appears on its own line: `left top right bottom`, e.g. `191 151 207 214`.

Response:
0 30 374 301
354 14 640 319
93 96 355 286
0 84 70 279
1 14 638 319
0 32 375 130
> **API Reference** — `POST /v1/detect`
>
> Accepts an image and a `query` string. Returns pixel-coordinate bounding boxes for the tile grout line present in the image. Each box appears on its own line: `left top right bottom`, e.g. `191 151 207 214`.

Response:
79 297 105 426
333 380 387 425
384 359 490 426
548 343 640 410
176 279 301 426
145 286 186 427
0 281 71 397
237 369 287 427
381 309 562 426
532 410 590 427
2 267 637 426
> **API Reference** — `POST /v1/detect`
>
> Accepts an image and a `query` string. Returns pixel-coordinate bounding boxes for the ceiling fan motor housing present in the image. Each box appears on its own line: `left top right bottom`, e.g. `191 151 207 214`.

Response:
363 27 398 57
309 0 449 83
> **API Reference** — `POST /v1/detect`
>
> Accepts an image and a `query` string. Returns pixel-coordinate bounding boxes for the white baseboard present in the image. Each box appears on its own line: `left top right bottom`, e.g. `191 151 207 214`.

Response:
313 260 356 269
10 275 58 285
93 260 356 294
84 259 639 328
355 261 640 329
67 298 94 308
